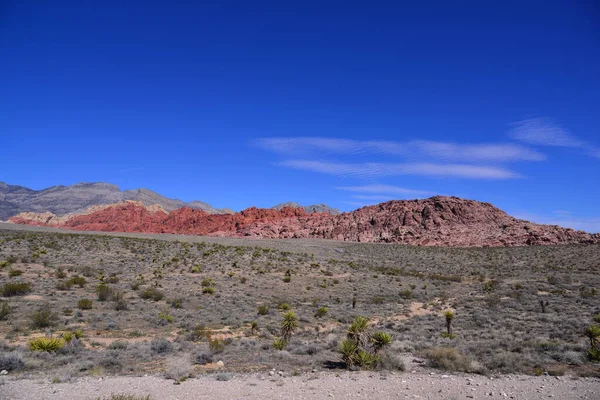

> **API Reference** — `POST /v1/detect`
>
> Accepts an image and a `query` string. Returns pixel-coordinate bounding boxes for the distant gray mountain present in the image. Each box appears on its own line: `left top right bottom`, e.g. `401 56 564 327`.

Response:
0 181 232 220
272 202 340 215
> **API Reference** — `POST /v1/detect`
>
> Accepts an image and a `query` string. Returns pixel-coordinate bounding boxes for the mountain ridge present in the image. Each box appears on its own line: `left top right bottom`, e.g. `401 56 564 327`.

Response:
8 195 600 247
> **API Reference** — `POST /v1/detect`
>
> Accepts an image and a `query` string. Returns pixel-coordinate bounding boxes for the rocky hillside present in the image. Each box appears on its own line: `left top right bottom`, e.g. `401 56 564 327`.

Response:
9 196 600 247
272 202 340 215
0 181 233 220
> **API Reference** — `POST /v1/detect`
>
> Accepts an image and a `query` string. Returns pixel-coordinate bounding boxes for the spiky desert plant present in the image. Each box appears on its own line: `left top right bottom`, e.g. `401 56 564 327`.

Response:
272 337 287 350
250 321 259 335
586 324 600 350
355 350 379 369
370 331 392 353
281 310 298 341
444 310 455 336
339 339 359 366
347 316 370 347
29 337 65 352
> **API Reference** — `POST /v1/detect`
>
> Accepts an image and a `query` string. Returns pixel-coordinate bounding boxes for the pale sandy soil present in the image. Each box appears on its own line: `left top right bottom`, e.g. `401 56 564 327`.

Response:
1 371 599 400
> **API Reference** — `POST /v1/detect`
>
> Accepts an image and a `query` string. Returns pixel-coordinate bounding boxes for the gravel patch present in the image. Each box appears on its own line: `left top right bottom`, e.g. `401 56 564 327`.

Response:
1 371 599 400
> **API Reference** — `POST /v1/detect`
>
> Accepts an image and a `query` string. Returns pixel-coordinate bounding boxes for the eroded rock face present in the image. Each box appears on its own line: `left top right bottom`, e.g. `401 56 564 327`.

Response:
8 196 600 247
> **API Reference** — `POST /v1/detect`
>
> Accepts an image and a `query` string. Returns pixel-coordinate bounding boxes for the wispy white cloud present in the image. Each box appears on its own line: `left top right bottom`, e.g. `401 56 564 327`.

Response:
335 184 436 196
351 195 394 201
412 141 545 162
257 137 544 163
278 160 521 179
509 118 587 147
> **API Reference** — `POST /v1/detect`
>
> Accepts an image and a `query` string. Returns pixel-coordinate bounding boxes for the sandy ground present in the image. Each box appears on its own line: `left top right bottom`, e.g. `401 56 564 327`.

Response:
1 371 599 400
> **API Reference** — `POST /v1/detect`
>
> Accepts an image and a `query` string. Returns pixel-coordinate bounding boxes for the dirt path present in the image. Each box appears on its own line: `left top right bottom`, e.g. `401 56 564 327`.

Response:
2 371 598 400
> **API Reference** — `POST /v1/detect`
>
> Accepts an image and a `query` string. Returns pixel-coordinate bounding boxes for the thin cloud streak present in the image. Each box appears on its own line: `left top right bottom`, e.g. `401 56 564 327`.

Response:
257 137 544 162
336 184 436 196
352 195 394 201
513 211 600 233
509 118 586 147
278 160 521 179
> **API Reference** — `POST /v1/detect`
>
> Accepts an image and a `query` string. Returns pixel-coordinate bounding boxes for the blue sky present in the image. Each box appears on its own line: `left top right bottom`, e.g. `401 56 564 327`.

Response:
1 1 599 232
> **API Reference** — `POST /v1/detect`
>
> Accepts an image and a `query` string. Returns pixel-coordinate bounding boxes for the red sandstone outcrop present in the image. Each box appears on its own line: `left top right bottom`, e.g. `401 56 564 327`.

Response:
8 197 600 247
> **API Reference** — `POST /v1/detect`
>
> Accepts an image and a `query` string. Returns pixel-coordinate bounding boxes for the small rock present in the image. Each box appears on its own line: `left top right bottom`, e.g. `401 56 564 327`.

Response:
216 360 224 368
0 370 7 376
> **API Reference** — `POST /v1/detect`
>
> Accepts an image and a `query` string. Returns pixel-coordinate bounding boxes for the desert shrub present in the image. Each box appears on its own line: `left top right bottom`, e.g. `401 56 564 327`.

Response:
29 337 65 352
423 347 481 373
158 312 174 324
8 268 23 277
378 351 405 371
62 331 74 342
202 286 215 294
150 337 172 354
209 339 225 354
193 351 213 365
2 282 32 297
77 298 93 310
0 352 25 371
188 325 212 342
96 284 113 301
272 337 287 350
30 303 58 328
278 302 291 311
140 287 164 301
398 289 413 299
169 298 183 309
0 302 12 321
315 306 328 318
55 267 67 279
56 280 73 291
164 358 192 381
190 265 202 273
257 305 269 315
74 328 84 339
201 278 214 287
67 275 87 288
109 341 128 350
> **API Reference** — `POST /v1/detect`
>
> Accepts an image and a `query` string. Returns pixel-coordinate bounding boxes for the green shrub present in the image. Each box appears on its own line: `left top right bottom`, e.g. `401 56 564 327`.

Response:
169 298 183 309
62 331 74 342
30 303 58 328
140 287 164 301
209 339 225 353
55 267 67 279
272 337 287 350
67 275 87 288
74 329 84 339
315 306 328 318
201 278 214 287
96 284 113 301
77 298 93 310
8 268 23 277
278 303 291 311
190 265 202 273
257 305 269 315
2 282 32 297
29 337 65 352
158 312 173 323
202 286 215 294
0 302 12 321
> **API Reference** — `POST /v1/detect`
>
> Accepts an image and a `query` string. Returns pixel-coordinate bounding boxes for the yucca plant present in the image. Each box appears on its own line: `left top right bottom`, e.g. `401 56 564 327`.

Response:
62 331 74 342
272 337 287 350
281 310 298 341
370 331 392 353
355 350 379 369
339 339 359 366
347 316 370 347
29 337 65 352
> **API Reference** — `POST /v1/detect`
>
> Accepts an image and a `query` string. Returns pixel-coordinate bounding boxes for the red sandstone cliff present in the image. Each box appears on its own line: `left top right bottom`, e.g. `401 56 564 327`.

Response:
8 197 600 247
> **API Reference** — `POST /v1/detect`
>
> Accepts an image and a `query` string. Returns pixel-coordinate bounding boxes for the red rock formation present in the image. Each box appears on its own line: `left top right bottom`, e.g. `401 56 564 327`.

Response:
8 197 600 247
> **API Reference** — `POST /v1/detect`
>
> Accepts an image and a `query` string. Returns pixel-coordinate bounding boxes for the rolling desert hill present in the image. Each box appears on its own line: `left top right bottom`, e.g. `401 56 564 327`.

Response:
8 195 600 247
